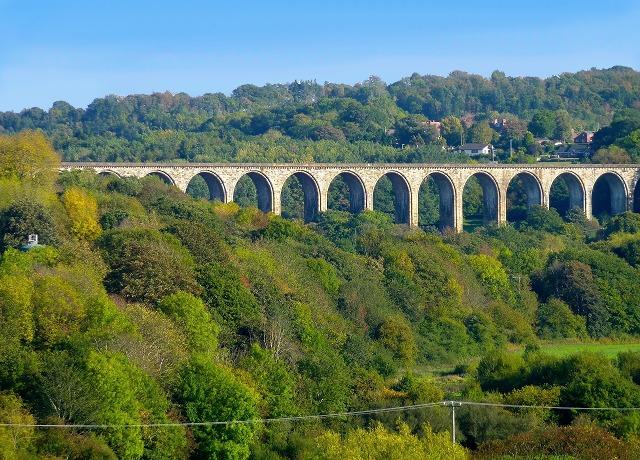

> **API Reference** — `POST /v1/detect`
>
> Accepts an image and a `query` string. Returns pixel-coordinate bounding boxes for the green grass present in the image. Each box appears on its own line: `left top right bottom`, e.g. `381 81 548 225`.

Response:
520 342 640 359
463 216 484 232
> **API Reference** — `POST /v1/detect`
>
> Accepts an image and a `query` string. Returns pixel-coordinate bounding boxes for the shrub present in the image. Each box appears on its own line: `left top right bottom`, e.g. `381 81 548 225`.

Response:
476 424 640 459
378 315 418 364
477 351 525 392
304 422 467 460
536 298 588 339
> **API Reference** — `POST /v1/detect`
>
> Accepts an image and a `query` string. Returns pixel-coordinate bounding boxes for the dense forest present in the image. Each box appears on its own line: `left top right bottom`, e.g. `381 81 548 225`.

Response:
1 66 640 163
4 131 640 458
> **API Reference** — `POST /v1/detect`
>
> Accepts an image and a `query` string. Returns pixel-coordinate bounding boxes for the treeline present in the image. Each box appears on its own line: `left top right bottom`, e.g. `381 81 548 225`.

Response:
0 67 639 163
3 132 640 458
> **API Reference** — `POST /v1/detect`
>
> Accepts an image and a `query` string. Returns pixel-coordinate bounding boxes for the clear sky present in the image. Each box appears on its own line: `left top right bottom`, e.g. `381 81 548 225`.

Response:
1 0 639 111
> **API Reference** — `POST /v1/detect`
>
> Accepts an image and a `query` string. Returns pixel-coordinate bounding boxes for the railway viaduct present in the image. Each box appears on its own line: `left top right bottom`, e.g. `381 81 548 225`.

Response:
61 162 640 232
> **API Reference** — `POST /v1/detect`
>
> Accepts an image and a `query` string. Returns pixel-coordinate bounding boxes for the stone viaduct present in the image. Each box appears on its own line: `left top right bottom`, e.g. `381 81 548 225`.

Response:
61 162 640 232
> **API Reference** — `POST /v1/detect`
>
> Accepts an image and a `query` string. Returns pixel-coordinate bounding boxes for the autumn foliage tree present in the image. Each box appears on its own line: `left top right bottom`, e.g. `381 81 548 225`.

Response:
0 130 60 187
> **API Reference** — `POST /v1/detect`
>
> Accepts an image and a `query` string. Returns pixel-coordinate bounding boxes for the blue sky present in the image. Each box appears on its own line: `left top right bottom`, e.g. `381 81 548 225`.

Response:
1 0 639 111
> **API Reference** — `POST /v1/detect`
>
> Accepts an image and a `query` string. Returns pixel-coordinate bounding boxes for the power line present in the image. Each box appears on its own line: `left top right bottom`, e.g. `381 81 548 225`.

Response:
0 402 445 429
2 400 639 429
457 400 640 411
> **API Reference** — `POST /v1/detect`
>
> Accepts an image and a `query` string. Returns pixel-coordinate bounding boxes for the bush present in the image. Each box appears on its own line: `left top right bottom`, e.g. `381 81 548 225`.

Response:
536 298 588 339
304 423 467 460
394 374 444 404
477 351 525 392
523 205 565 233
603 212 640 237
617 351 640 385
378 315 418 364
475 424 640 459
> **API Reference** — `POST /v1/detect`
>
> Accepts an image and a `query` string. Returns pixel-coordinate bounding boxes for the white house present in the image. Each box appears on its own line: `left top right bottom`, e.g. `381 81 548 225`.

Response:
458 143 493 156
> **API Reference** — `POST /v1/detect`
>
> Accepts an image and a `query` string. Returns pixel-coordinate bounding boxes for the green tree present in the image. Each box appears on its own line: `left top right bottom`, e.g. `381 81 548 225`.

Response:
241 344 297 417
0 393 37 458
533 259 609 337
197 262 263 345
468 254 514 303
440 115 464 146
554 109 573 141
178 357 259 460
468 121 495 144
591 145 632 164
528 110 556 138
158 291 219 356
378 315 418 364
99 229 200 304
536 298 587 339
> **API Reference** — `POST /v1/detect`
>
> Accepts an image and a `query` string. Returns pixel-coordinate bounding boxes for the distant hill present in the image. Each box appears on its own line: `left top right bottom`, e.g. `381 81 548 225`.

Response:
0 66 639 163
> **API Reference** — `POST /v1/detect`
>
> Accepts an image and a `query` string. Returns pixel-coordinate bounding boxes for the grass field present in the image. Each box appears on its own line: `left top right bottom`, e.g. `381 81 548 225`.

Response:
463 216 484 233
520 342 640 359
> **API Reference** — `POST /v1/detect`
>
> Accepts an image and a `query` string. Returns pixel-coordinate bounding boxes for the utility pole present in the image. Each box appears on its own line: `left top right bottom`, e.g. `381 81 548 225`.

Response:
510 138 513 157
445 401 462 444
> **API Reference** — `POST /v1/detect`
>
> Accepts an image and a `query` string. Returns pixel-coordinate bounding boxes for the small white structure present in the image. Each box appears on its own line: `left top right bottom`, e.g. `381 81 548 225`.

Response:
458 143 493 156
21 234 40 251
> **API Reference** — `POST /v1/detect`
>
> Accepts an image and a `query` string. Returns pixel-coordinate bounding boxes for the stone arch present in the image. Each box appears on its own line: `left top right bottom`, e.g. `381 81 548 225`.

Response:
418 171 456 230
506 171 543 222
146 170 175 185
373 171 411 224
592 171 627 218
98 170 121 178
187 171 227 201
281 171 321 222
549 172 585 217
233 171 274 213
327 171 366 213
462 171 500 226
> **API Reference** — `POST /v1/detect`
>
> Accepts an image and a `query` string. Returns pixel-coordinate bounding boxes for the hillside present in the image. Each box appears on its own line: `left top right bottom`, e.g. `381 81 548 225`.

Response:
1 67 640 164
3 131 640 458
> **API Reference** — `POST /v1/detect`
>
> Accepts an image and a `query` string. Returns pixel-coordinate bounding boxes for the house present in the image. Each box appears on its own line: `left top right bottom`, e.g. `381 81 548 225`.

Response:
458 143 493 156
424 120 442 133
574 131 594 144
554 143 591 158
492 118 508 130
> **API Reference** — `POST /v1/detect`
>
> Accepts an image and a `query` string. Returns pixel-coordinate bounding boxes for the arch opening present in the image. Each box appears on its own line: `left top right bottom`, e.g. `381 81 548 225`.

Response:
592 172 627 220
233 172 273 213
549 173 585 219
634 179 640 213
418 172 455 231
281 172 320 222
98 170 121 178
328 172 366 214
462 172 499 231
506 172 543 223
145 171 174 185
373 172 410 224
186 172 226 202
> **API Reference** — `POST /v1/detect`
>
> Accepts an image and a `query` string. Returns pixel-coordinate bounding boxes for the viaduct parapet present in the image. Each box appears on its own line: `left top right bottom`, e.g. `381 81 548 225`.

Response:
61 162 640 232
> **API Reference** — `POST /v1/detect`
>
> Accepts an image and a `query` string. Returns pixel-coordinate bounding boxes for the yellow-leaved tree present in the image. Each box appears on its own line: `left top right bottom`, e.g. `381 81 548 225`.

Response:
0 130 60 187
305 423 467 460
63 187 101 241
